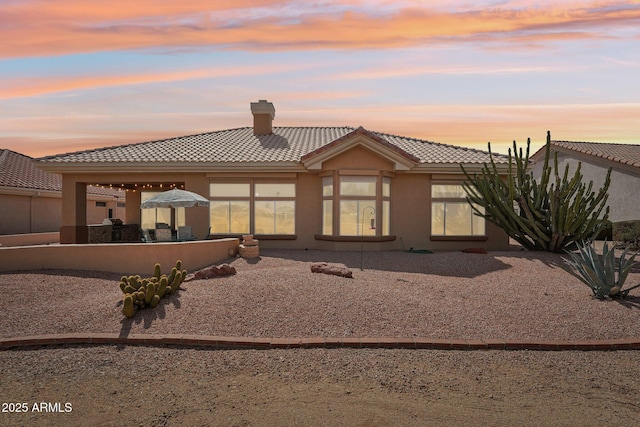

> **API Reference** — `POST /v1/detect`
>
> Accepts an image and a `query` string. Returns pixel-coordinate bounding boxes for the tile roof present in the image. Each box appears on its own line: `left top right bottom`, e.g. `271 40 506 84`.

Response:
551 141 640 169
300 127 421 164
1 149 60 191
34 126 509 166
0 149 125 197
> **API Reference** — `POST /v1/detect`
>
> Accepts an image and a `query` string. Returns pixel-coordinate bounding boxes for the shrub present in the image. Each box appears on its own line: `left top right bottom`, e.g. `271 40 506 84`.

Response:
613 220 640 250
563 240 638 299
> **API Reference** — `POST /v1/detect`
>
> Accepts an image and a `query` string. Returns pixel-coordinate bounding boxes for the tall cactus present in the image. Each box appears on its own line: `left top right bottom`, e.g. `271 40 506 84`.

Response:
461 131 611 253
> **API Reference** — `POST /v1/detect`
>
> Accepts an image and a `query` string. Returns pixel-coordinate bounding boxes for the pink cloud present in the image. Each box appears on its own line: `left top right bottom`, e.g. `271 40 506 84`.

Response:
1 1 638 58
0 63 311 100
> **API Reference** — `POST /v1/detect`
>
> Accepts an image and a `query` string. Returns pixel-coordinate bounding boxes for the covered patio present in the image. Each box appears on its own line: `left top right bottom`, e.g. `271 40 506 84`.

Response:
58 175 211 244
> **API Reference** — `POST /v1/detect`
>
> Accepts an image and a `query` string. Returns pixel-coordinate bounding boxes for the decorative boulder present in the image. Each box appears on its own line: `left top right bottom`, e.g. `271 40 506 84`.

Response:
189 263 237 280
310 262 353 279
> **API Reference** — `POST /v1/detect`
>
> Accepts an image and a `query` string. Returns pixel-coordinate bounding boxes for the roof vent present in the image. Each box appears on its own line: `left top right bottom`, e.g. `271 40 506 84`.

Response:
250 100 275 135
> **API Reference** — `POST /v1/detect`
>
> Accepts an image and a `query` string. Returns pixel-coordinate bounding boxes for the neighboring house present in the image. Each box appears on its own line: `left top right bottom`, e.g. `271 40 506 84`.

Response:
33 100 512 251
0 149 126 235
530 140 640 222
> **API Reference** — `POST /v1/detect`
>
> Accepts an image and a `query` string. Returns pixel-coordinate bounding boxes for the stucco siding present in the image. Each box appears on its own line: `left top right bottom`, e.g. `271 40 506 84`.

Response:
0 191 123 235
393 174 431 250
0 194 32 234
531 151 640 222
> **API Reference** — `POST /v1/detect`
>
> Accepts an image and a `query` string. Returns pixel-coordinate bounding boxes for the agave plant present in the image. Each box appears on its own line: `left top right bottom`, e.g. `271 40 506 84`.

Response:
563 240 639 299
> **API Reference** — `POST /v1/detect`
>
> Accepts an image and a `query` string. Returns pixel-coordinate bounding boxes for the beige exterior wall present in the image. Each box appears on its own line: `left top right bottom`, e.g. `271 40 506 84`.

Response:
52 139 509 251
0 232 59 247
0 238 239 274
0 190 122 236
530 151 640 222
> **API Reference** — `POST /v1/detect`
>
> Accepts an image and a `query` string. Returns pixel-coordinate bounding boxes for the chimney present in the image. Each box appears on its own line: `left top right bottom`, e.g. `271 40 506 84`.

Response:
250 100 275 135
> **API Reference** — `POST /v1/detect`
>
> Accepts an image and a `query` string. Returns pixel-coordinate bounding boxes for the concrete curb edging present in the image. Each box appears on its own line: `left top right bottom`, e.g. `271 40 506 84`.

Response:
2 334 640 351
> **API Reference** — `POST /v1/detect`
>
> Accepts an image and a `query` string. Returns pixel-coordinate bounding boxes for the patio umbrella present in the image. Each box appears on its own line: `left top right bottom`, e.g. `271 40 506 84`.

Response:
140 188 209 209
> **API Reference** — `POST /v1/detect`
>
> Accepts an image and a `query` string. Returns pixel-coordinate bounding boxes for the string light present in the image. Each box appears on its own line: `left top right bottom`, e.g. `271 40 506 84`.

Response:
88 182 186 191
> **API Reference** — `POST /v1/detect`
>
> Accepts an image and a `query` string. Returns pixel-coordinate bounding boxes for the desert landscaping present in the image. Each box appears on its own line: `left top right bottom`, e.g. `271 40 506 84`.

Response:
1 248 640 426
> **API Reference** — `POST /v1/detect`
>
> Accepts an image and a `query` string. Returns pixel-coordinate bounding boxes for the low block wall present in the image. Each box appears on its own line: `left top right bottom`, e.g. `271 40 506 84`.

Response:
0 232 60 247
0 238 239 274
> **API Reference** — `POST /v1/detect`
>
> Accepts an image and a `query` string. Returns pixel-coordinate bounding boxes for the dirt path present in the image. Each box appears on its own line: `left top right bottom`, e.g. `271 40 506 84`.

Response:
2 346 639 426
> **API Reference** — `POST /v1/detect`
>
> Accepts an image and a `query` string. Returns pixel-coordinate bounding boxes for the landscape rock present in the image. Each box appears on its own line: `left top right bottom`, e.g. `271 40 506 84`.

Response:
188 263 237 280
310 262 353 278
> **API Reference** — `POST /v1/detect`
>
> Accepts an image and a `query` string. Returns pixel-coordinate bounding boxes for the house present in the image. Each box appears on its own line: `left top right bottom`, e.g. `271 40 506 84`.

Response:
530 140 640 222
0 149 125 236
33 100 512 251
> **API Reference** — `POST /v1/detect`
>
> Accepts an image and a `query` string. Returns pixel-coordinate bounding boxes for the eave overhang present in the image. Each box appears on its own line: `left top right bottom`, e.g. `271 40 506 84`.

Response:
410 162 511 175
32 161 306 174
0 186 61 198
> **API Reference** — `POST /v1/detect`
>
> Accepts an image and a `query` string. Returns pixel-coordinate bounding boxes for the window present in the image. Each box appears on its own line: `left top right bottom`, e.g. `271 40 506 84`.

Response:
209 182 295 235
254 184 295 234
209 183 250 234
322 175 391 237
322 177 333 235
431 184 485 236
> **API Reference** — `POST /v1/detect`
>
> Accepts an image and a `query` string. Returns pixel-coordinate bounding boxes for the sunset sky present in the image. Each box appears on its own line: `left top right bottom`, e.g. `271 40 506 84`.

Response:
1 0 639 158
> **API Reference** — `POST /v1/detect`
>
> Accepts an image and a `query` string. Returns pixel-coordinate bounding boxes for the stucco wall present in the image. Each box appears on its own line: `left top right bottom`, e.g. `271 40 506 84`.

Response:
0 191 123 235
0 193 63 234
0 194 32 234
530 152 640 222
0 238 239 274
0 232 59 247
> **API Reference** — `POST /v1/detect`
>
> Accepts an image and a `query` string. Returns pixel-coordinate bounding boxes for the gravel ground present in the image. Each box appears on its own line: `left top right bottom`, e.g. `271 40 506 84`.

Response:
2 248 640 426
1 248 639 341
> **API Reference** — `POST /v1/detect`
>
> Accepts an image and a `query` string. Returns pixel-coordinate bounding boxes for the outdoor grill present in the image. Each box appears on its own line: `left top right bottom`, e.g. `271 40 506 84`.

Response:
110 218 123 241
